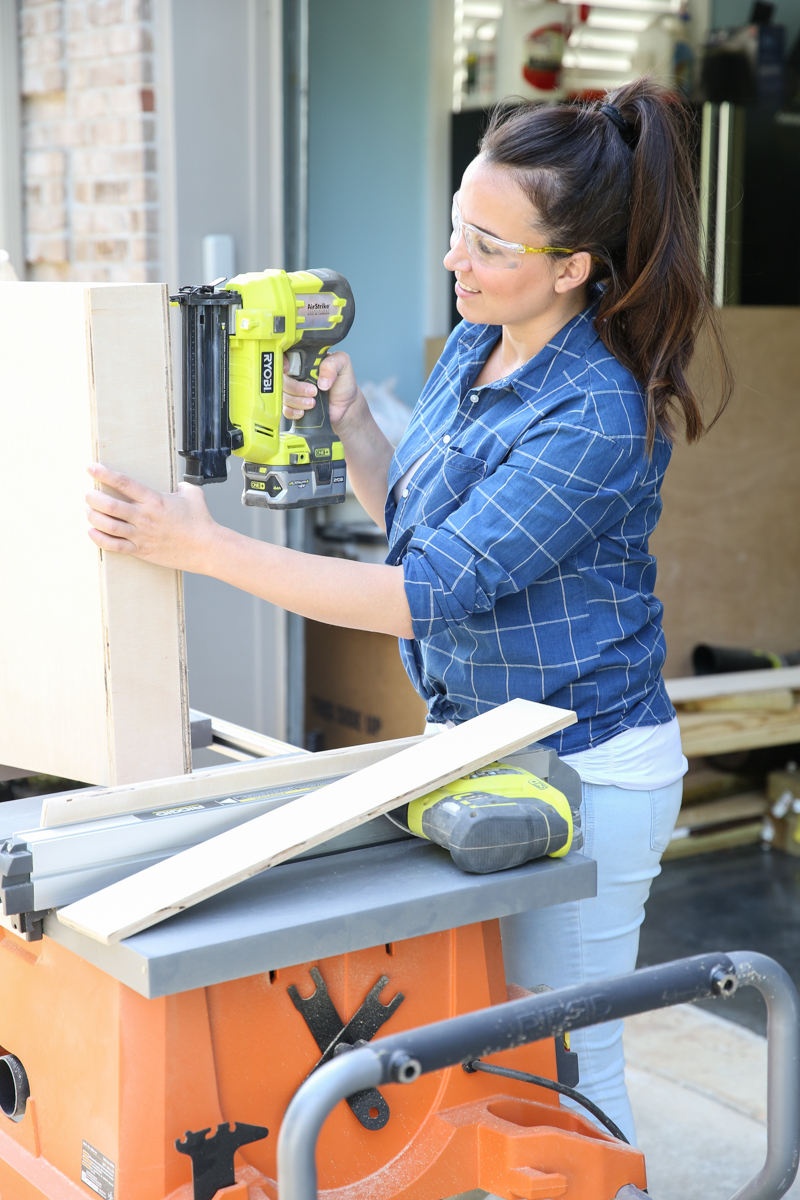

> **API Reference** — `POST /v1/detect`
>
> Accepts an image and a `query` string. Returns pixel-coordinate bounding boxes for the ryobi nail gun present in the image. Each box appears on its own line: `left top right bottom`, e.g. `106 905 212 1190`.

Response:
171 268 355 509
389 760 577 873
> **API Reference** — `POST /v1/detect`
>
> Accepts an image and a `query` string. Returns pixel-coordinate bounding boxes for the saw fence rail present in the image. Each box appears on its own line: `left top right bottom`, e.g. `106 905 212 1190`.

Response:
277 951 800 1200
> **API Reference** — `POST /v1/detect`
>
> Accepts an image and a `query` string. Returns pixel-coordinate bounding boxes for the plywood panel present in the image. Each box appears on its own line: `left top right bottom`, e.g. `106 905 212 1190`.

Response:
0 282 190 785
652 308 800 677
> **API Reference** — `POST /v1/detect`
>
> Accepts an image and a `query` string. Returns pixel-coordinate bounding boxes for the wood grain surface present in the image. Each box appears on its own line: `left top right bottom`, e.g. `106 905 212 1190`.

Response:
678 704 800 757
0 283 190 786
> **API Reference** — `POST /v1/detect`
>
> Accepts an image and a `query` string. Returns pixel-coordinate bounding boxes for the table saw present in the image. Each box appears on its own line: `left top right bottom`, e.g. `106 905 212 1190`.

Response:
0 726 796 1200
0 731 664 1200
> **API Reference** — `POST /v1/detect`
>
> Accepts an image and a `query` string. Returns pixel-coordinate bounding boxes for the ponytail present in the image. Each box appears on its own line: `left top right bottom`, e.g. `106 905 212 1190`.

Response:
480 78 732 451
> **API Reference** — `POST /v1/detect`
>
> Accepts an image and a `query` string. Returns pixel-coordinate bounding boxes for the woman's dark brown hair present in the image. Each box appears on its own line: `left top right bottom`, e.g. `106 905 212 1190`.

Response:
480 77 732 450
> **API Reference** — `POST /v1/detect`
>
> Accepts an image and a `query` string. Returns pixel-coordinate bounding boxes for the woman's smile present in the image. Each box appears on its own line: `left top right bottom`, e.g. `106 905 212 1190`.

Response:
455 276 481 296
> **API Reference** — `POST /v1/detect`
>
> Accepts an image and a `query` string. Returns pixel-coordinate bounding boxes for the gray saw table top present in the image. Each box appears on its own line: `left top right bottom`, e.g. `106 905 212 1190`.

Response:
43 838 596 999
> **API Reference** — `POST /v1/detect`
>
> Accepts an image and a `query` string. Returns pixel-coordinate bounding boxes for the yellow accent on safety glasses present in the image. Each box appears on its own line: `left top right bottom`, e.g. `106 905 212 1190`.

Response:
451 193 576 270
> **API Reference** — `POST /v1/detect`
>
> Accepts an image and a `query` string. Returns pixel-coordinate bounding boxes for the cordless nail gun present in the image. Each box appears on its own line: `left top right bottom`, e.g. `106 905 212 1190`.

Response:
389 760 577 873
170 268 355 509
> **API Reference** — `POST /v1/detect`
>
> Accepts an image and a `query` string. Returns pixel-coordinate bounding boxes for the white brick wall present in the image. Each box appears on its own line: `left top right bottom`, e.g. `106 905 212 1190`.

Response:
20 0 159 282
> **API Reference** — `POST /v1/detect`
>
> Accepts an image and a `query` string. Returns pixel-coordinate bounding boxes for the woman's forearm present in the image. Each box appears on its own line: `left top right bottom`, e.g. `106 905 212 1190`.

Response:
205 526 412 636
84 461 414 638
335 392 396 529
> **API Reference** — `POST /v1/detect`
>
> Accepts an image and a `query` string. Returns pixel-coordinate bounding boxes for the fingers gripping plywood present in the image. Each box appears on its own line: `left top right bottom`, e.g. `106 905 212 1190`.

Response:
0 283 190 786
57 698 576 944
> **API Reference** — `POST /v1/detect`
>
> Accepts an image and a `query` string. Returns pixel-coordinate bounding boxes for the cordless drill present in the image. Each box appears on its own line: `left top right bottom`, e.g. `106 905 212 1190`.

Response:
171 268 355 509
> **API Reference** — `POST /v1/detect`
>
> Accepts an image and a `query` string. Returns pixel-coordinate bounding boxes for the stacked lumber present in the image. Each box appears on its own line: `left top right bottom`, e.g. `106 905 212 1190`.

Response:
665 768 767 860
668 667 800 759
663 668 800 857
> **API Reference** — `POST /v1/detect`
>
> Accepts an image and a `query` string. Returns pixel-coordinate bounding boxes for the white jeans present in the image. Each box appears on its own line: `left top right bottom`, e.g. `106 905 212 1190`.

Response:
499 779 683 1146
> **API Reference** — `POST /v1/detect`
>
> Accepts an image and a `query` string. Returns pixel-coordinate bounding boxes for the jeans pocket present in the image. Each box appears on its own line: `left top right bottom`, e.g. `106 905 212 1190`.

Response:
650 780 684 854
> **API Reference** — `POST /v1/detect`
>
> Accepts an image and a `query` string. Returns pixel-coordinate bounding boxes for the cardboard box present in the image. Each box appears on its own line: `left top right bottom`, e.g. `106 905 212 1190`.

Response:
305 622 428 750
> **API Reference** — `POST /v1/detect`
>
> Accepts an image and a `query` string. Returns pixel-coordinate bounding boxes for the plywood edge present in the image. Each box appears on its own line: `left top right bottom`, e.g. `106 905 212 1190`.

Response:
159 282 192 775
39 734 426 827
87 283 190 784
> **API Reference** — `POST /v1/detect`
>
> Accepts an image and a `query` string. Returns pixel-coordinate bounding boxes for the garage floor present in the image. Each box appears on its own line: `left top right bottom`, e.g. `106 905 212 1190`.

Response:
638 843 800 1035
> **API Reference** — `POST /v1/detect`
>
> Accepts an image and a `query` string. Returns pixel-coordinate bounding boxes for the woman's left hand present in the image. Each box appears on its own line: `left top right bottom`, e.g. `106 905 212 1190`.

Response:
85 463 225 573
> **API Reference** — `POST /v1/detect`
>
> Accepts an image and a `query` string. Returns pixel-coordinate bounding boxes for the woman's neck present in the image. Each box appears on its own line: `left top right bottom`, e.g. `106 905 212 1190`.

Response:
475 286 588 387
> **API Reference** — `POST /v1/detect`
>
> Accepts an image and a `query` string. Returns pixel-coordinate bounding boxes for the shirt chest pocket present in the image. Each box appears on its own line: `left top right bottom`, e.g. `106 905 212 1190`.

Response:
442 448 486 500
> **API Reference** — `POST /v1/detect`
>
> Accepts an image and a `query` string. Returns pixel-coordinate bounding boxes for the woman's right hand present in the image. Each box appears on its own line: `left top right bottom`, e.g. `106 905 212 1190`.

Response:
282 350 362 432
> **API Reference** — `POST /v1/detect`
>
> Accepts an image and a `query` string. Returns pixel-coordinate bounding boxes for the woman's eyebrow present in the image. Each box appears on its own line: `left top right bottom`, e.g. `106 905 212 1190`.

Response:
463 213 504 239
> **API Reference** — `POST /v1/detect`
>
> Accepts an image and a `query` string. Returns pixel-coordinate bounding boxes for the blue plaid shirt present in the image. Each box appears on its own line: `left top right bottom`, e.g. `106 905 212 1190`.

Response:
384 299 676 755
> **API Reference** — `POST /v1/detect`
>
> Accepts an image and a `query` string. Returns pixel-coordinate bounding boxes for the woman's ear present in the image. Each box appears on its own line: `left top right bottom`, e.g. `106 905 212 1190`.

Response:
553 251 593 293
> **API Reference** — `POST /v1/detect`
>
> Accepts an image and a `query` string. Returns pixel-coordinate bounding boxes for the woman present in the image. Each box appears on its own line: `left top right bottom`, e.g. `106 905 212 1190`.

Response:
85 78 729 1143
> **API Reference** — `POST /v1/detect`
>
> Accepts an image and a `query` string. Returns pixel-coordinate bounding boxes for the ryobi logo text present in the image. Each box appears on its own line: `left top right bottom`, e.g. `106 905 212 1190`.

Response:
261 351 275 394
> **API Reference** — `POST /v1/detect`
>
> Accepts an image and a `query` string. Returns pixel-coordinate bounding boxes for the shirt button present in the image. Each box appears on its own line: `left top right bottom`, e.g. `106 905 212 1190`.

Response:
402 488 409 498
443 434 451 444
470 393 479 402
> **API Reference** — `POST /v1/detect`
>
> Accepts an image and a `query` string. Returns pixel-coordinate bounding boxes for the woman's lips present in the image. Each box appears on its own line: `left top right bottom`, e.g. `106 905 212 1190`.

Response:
455 279 480 298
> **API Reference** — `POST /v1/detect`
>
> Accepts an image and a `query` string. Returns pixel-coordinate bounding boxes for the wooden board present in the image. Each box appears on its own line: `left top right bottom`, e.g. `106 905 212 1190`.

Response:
56 698 576 944
664 822 763 861
652 309 800 678
666 666 800 704
39 735 424 828
674 792 768 831
680 689 794 714
678 704 800 758
0 283 190 786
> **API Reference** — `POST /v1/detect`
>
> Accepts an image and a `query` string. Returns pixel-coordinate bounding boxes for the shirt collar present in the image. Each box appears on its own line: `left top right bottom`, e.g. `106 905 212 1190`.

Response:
456 294 602 401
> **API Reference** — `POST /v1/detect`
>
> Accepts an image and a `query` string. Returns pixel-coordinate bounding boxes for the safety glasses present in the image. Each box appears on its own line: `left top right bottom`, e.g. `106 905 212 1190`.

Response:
451 193 577 270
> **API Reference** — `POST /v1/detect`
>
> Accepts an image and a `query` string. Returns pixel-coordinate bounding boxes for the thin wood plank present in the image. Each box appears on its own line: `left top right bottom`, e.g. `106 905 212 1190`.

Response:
665 666 800 705
39 735 425 828
0 282 189 786
674 792 768 831
664 822 763 861
678 705 800 758
56 698 576 944
680 689 794 714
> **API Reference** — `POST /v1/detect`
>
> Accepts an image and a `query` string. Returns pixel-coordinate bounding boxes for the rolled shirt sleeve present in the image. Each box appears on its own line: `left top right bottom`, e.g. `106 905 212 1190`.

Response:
402 421 640 640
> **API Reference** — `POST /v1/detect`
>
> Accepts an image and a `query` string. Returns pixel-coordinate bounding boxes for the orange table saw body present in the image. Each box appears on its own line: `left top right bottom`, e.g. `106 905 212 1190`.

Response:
0 918 646 1200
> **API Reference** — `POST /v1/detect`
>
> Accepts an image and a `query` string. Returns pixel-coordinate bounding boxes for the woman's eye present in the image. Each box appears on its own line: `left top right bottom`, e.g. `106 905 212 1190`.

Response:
475 236 502 257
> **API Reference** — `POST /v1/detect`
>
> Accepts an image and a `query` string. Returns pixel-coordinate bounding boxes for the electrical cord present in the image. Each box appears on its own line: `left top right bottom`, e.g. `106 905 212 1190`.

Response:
462 1058 630 1145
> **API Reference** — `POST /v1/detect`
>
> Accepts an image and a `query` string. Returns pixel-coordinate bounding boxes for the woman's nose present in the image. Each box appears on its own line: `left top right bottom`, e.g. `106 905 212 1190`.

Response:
444 232 471 272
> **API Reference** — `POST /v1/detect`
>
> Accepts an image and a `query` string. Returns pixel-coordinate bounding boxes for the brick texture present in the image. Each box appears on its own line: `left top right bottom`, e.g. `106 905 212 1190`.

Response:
20 0 159 282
